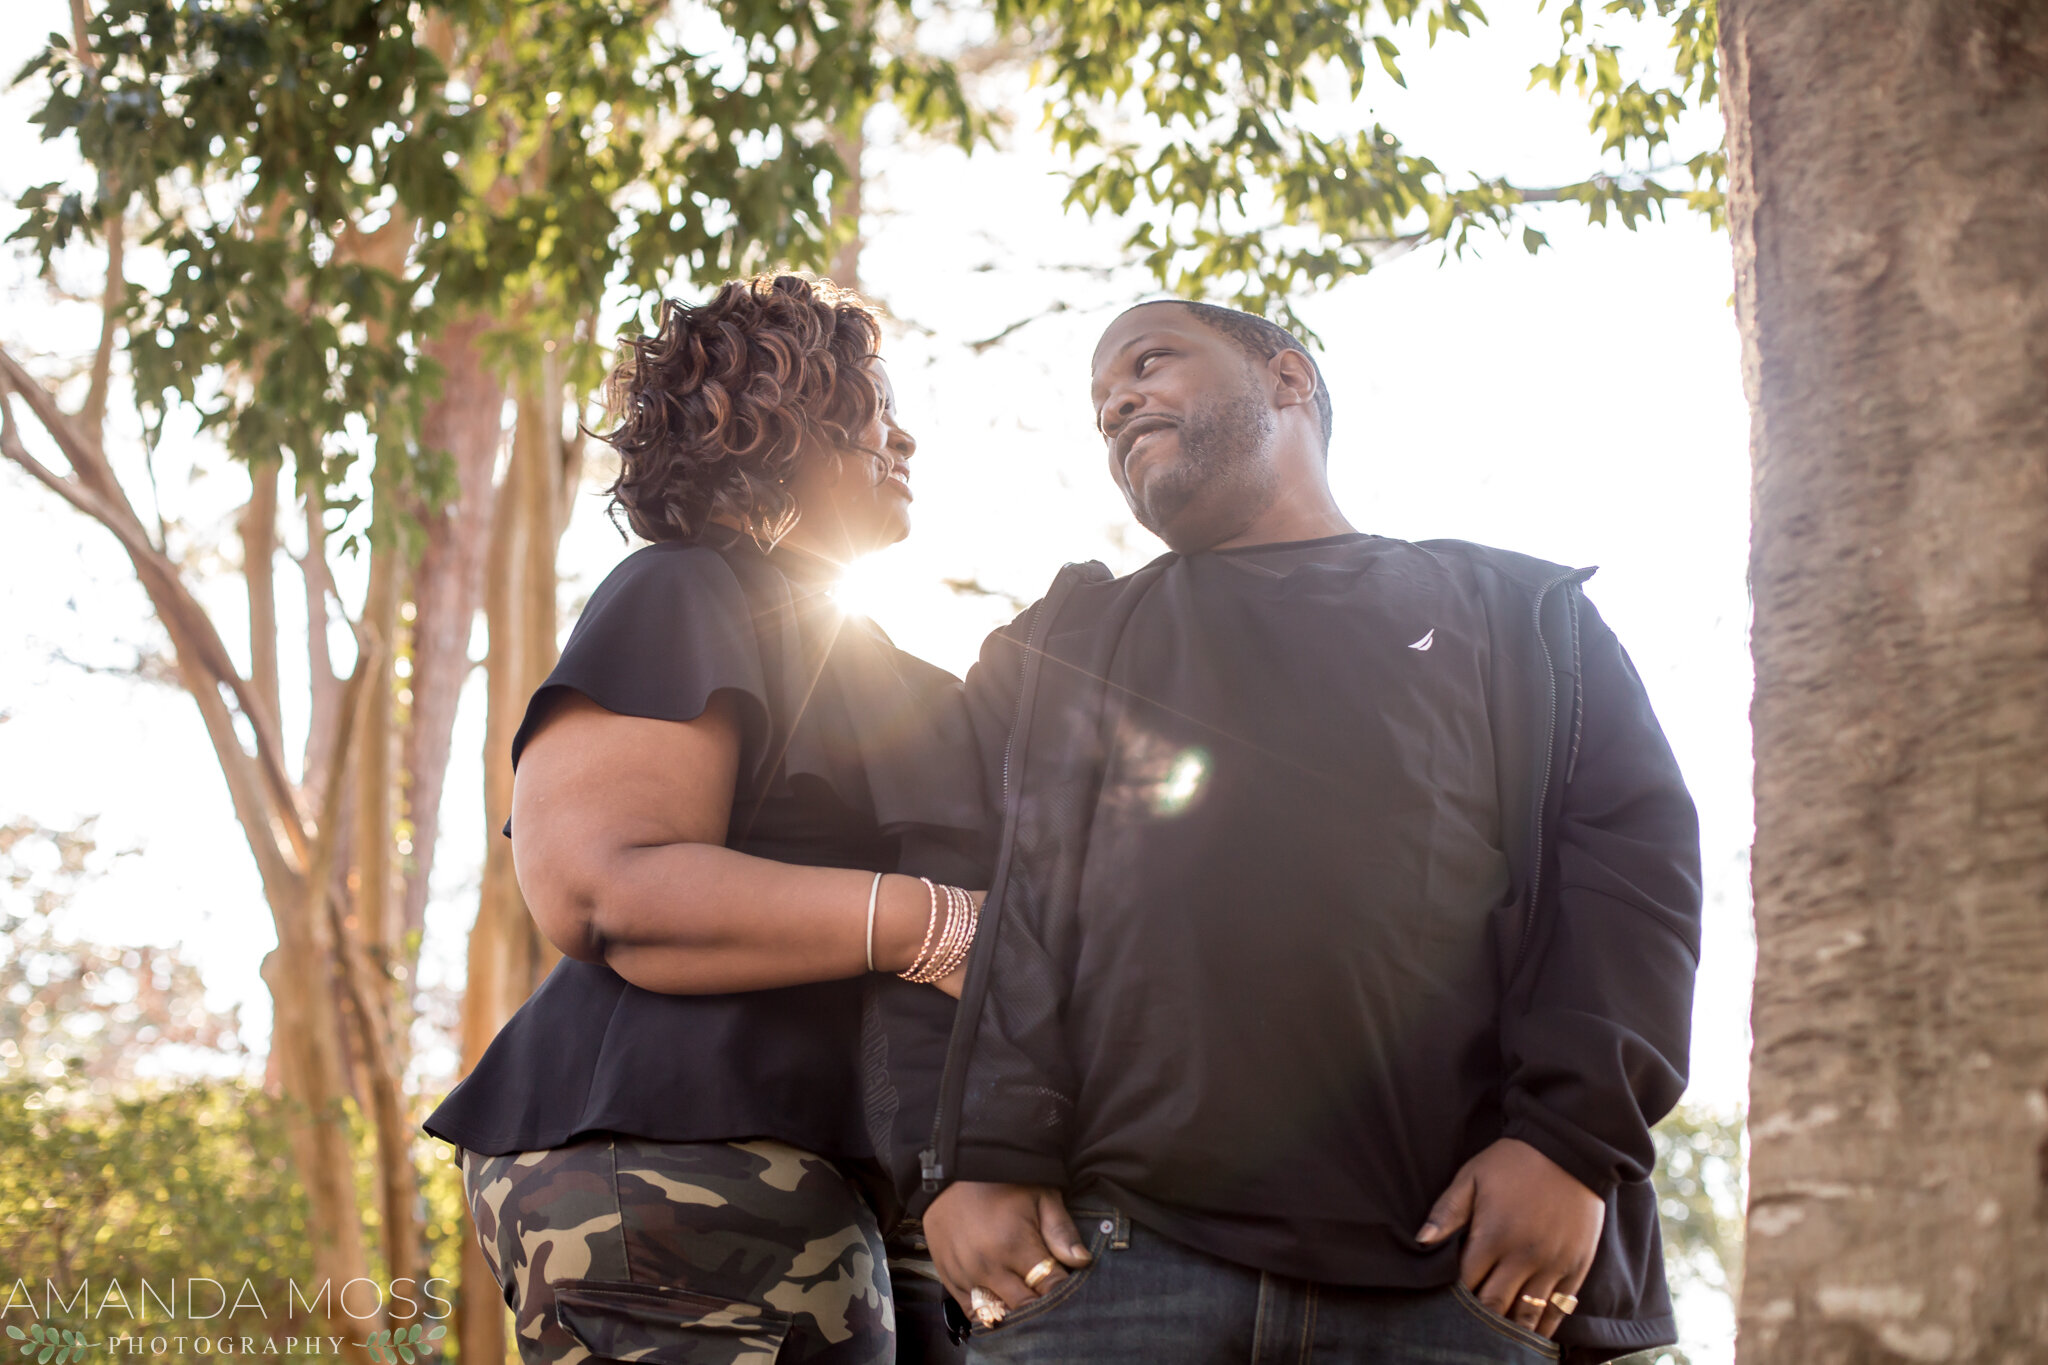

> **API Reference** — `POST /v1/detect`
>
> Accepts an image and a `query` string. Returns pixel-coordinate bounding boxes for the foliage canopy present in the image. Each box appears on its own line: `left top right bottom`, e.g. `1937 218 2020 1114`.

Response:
11 0 980 520
12 0 1722 502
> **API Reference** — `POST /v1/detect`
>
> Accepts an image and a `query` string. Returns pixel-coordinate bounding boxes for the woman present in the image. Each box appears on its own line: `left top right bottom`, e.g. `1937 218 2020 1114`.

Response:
425 274 982 1365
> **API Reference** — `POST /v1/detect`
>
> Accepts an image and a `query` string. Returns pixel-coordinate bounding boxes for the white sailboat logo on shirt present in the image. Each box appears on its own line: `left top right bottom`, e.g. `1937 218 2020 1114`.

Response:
1407 628 1435 651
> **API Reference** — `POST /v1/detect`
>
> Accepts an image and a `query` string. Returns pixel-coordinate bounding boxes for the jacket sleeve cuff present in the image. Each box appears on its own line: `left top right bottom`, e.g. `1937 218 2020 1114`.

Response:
1501 1114 1622 1200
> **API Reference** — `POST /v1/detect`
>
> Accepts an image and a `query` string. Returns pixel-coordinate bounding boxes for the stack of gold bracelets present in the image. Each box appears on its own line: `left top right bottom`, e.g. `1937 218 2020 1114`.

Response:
899 876 978 983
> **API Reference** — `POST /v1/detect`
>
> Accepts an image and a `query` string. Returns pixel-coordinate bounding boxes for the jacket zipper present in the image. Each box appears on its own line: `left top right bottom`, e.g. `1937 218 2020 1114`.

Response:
921 564 1082 1189
1510 567 1592 979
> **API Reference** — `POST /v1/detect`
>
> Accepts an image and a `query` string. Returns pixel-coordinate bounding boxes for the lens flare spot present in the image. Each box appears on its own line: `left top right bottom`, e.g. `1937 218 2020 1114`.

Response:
829 554 906 621
1151 747 1210 817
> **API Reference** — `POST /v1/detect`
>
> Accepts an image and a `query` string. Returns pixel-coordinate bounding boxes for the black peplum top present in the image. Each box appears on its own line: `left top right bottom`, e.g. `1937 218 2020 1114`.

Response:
423 525 983 1164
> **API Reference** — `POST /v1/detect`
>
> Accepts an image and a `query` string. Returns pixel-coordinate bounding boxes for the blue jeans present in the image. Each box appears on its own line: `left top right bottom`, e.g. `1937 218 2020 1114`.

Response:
964 1209 1560 1365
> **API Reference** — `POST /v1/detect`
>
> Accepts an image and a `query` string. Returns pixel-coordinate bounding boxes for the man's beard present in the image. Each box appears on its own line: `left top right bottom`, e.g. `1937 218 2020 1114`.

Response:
1129 378 1278 545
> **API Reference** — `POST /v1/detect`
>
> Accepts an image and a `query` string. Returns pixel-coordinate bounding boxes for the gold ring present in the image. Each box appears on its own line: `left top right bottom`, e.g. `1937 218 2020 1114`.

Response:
968 1286 1007 1328
1518 1293 1550 1312
1024 1258 1060 1291
1548 1291 1579 1315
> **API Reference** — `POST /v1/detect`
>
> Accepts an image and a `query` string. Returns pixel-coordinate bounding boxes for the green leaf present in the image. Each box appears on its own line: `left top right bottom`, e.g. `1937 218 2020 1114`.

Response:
37 1344 53 1364
5 1330 23 1342
424 1326 447 1344
1371 36 1406 88
398 1347 415 1363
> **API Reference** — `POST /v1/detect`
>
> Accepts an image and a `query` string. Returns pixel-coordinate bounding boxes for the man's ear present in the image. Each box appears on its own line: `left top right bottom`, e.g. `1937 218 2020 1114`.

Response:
1267 349 1318 414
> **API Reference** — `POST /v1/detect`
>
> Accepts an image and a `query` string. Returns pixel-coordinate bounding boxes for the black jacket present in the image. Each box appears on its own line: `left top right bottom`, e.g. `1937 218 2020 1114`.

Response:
905 539 1702 1364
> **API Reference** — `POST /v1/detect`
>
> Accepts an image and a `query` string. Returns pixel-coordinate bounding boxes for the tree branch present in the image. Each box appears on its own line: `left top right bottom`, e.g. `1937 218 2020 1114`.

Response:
1 386 155 556
242 462 284 758
968 301 1071 353
0 343 133 513
0 351 313 871
83 207 125 444
68 0 95 76
47 644 182 689
300 482 345 800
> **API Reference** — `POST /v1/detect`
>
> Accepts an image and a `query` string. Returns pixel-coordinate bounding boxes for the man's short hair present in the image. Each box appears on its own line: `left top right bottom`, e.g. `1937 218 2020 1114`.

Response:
1175 301 1335 451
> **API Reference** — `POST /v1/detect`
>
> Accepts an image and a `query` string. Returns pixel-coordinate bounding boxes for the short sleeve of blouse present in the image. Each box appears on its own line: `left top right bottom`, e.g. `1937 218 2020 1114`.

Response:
510 543 770 775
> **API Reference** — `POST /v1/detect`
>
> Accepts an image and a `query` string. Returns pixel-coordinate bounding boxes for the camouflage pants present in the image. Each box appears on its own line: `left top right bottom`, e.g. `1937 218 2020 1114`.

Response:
463 1137 894 1365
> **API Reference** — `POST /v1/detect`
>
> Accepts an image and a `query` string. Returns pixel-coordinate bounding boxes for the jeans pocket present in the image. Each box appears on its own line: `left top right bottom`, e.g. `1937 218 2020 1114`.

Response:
1449 1283 1561 1360
980 1212 1117 1333
552 1278 792 1365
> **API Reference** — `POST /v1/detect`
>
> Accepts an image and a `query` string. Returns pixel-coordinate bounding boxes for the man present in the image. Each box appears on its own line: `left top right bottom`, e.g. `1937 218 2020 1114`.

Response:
911 301 1702 1363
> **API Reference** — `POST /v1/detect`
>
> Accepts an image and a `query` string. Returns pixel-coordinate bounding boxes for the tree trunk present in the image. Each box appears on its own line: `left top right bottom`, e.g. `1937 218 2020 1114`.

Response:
263 655 384 1365
304 481 346 799
462 361 570 1068
828 118 865 292
1724 3 2048 1361
405 315 507 947
347 542 426 1309
242 460 283 744
2 341 381 1363
455 357 575 1365
356 548 403 967
412 316 510 1365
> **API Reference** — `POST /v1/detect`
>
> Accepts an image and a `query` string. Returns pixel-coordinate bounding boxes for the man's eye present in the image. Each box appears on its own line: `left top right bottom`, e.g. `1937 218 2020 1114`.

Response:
1136 350 1167 374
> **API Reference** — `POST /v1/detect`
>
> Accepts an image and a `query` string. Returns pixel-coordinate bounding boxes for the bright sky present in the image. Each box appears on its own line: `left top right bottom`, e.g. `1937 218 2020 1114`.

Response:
2 5 1749 1355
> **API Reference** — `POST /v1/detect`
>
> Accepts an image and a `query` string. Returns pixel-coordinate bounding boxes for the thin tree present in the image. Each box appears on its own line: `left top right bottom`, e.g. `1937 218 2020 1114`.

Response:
3 2 973 1358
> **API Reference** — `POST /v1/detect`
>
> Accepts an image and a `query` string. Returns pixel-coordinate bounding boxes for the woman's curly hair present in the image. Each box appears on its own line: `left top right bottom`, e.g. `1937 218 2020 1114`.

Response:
598 273 884 544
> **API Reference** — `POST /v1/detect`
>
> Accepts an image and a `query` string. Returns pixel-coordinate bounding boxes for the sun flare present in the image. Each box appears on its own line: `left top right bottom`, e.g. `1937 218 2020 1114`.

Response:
828 552 914 624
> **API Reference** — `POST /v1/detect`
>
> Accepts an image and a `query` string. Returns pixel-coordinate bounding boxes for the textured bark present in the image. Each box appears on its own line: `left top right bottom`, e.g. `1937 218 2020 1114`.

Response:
1725 3 2048 1361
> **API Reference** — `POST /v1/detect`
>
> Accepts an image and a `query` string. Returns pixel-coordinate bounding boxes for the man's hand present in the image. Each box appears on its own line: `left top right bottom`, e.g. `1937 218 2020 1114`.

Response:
1416 1138 1605 1340
923 1182 1091 1320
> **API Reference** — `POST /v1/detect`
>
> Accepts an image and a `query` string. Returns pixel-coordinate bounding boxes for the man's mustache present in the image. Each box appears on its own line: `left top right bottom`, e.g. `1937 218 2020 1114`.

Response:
1112 414 1181 470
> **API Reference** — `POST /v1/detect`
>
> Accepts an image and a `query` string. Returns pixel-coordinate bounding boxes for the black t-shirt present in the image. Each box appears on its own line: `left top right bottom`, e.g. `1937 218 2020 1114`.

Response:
424 527 982 1162
1062 534 1513 1281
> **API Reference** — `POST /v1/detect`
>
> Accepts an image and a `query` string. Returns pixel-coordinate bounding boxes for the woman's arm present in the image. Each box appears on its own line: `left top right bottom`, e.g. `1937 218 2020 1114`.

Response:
511 691 968 994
